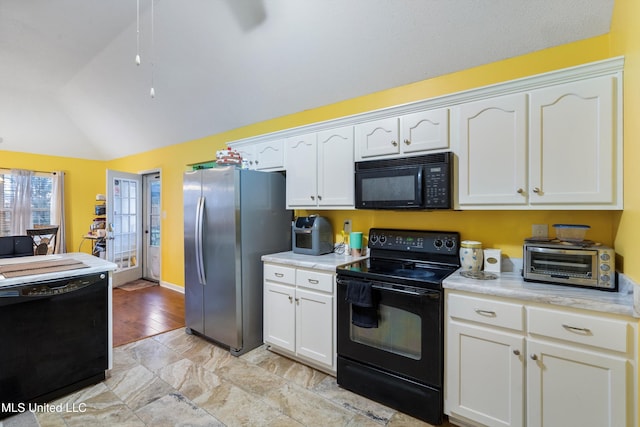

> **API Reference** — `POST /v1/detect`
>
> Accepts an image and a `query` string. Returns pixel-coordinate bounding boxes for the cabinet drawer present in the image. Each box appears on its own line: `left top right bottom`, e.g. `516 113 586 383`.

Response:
264 264 296 285
448 293 524 332
528 306 630 353
296 269 333 293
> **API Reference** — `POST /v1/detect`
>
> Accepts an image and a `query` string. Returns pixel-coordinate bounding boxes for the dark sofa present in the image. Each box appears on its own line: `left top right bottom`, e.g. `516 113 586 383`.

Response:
0 236 34 258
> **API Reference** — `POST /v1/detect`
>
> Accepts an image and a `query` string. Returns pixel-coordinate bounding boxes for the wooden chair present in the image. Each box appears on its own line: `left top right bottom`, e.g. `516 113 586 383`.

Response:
26 226 59 255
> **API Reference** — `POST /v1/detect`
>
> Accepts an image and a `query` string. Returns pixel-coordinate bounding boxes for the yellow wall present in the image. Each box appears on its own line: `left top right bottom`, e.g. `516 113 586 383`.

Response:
3 0 639 288
611 0 640 278
0 150 106 254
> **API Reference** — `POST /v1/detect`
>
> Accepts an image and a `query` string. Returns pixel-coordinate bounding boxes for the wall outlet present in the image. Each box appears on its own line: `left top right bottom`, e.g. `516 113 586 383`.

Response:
532 224 548 238
343 219 352 234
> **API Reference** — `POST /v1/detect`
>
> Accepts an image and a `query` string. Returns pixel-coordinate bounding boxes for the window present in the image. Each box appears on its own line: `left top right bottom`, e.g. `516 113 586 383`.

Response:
0 170 53 236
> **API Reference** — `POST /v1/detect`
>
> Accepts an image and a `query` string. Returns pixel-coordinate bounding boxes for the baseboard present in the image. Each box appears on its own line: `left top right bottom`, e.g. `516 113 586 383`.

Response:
160 280 185 294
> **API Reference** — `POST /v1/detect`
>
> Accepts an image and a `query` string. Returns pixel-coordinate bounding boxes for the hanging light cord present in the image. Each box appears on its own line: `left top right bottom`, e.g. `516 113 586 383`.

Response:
135 0 141 65
150 0 156 98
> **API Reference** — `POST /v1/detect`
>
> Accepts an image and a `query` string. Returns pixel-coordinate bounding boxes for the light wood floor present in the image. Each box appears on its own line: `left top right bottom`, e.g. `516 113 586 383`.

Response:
112 281 185 347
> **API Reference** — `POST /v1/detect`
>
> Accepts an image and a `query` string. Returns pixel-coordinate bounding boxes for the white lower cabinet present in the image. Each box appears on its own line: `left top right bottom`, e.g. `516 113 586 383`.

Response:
263 263 335 374
445 291 636 427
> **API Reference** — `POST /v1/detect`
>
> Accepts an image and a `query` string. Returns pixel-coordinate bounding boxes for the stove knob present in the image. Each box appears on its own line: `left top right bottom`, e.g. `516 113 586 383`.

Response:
434 239 443 249
379 235 387 245
370 234 378 245
445 239 456 250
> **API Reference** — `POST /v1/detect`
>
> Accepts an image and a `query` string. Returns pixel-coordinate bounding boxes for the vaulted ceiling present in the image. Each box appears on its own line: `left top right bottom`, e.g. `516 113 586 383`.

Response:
0 0 614 160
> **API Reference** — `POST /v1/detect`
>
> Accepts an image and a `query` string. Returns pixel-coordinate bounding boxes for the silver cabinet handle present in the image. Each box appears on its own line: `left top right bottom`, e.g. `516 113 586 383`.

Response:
532 187 541 194
275 273 284 278
530 354 538 360
517 188 524 194
562 324 591 334
288 296 293 303
310 195 315 200
513 349 521 356
391 140 398 146
317 195 322 200
404 139 411 146
475 309 497 317
308 279 319 285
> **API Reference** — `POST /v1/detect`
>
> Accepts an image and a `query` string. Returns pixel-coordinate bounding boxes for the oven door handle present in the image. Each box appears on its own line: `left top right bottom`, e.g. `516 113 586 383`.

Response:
337 279 438 298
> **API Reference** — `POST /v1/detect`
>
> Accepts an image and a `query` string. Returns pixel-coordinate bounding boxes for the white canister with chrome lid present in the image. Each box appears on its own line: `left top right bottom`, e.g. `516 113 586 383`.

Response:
460 241 483 272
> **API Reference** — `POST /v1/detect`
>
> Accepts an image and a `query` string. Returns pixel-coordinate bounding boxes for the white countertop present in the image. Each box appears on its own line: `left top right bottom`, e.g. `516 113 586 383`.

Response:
261 251 368 272
443 269 637 318
0 252 118 288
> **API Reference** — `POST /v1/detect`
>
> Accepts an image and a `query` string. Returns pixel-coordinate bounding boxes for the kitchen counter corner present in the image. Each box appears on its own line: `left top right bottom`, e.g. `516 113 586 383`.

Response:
262 251 367 272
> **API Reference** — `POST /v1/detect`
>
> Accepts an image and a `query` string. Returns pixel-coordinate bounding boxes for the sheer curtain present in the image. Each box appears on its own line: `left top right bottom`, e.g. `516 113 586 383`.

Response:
51 171 66 253
10 169 33 235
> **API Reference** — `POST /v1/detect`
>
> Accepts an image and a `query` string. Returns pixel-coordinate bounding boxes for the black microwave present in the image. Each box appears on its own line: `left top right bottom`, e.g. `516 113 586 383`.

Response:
355 152 453 209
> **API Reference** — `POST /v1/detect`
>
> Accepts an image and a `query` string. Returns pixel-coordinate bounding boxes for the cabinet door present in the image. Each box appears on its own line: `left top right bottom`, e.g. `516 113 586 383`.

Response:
356 117 400 159
234 145 256 169
456 94 527 206
400 109 449 154
285 133 318 207
526 339 627 427
263 282 296 352
447 321 524 427
317 126 354 207
295 288 334 368
255 139 285 170
529 76 616 206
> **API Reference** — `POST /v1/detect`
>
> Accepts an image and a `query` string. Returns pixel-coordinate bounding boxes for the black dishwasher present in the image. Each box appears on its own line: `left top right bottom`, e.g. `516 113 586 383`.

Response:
0 272 109 417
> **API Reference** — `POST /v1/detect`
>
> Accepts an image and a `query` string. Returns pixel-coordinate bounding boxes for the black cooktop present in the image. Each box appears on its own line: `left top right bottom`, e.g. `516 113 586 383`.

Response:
337 228 461 289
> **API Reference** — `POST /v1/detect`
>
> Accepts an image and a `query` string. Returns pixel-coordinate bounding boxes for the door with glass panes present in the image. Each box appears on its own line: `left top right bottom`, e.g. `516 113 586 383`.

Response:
106 169 142 287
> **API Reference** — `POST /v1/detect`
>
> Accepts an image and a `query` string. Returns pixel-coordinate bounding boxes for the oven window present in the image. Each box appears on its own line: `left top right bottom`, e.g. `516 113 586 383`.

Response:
530 250 595 278
350 304 421 360
361 175 415 202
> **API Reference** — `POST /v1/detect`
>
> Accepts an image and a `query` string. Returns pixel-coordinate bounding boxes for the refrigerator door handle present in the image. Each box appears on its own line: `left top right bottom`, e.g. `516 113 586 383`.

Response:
195 196 206 285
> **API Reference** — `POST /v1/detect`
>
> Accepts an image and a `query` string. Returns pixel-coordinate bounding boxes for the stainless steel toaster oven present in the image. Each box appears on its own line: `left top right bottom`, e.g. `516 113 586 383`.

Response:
523 240 616 290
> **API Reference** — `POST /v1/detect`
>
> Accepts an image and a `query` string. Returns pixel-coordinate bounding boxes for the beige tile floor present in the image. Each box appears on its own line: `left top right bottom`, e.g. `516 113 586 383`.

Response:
26 328 454 426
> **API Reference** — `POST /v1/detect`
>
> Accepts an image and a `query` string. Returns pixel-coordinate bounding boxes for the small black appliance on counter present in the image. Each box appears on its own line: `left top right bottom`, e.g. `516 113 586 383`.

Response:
292 215 333 255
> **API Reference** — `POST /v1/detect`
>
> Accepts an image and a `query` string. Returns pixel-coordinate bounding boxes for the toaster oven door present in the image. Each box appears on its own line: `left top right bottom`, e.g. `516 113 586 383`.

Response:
525 247 598 286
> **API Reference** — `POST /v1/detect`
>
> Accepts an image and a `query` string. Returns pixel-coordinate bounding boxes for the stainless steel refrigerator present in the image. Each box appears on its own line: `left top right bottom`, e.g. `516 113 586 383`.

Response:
183 166 291 356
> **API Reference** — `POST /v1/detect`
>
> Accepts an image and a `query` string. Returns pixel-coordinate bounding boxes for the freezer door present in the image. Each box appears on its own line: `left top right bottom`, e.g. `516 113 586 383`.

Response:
184 170 205 333
202 167 241 349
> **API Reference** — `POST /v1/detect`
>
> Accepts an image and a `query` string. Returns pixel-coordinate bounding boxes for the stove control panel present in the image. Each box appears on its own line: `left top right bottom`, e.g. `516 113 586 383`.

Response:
368 228 459 254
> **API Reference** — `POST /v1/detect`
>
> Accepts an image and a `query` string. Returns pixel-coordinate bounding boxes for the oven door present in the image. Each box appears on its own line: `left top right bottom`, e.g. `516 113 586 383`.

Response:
354 165 423 209
337 278 442 386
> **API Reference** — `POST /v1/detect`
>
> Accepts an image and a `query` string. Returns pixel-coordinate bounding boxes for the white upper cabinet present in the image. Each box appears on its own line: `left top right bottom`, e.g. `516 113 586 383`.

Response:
316 126 355 207
529 76 617 206
455 93 528 206
254 139 285 170
285 133 318 207
356 108 449 161
228 139 285 171
455 73 622 210
285 126 354 209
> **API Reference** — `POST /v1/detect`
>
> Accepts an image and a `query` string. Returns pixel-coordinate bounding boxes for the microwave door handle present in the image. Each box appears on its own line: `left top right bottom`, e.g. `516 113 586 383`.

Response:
296 229 313 234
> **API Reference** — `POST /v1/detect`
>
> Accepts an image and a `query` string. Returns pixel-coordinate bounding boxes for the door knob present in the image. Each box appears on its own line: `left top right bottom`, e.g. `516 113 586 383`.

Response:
404 139 411 146
532 187 541 194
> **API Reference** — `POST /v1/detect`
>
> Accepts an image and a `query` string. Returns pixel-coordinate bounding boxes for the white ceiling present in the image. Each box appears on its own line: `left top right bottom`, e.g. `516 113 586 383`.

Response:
0 0 614 161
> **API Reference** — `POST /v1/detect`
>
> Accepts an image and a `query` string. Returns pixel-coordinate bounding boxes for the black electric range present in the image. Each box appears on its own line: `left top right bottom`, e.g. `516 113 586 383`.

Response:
336 228 460 425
